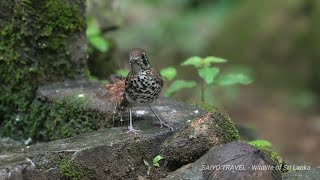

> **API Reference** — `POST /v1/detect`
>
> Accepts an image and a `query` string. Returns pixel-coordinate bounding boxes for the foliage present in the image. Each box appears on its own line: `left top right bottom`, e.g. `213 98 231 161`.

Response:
181 56 226 68
160 67 196 97
153 155 164 167
87 17 109 53
142 155 164 176
181 56 253 103
160 67 177 81
164 80 196 97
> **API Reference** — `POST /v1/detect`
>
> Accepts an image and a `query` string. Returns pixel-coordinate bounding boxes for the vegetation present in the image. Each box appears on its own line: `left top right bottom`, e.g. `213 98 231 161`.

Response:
87 17 109 53
59 157 85 180
153 155 164 168
0 0 87 140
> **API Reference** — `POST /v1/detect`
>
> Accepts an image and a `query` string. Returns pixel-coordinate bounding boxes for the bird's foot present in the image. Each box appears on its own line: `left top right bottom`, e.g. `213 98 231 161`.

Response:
125 126 142 135
157 121 175 131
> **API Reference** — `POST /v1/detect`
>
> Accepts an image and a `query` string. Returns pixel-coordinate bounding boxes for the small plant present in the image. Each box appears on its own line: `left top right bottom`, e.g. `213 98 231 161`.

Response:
181 56 253 103
153 155 164 168
142 155 164 176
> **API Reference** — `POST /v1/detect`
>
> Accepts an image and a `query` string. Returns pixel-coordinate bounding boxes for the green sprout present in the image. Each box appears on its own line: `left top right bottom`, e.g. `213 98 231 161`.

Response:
181 56 253 103
142 155 164 176
153 155 164 168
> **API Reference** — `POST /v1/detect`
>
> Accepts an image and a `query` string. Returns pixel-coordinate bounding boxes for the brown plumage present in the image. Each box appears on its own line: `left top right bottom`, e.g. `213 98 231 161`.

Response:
105 75 125 105
119 48 172 134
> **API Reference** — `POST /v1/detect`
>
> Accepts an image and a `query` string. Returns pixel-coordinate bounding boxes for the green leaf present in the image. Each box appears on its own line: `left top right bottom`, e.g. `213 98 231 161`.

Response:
181 56 227 68
203 56 227 65
89 35 109 52
86 18 100 36
153 155 164 167
198 67 220 85
164 80 196 97
248 140 272 148
160 67 177 81
116 69 129 77
215 73 253 86
181 56 202 68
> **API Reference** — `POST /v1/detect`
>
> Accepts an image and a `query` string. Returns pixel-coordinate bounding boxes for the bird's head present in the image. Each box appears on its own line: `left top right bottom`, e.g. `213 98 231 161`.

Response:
129 48 150 73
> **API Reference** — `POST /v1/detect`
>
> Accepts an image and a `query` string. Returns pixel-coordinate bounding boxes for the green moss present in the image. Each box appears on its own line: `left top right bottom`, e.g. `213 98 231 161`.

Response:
248 142 286 173
59 157 85 180
218 112 241 142
199 103 240 141
0 0 87 140
25 94 104 142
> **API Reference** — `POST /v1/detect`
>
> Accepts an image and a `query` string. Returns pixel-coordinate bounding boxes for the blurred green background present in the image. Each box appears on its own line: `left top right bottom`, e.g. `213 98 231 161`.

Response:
87 0 320 165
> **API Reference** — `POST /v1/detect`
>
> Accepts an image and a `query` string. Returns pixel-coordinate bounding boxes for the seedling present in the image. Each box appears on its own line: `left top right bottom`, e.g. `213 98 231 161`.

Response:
181 56 253 103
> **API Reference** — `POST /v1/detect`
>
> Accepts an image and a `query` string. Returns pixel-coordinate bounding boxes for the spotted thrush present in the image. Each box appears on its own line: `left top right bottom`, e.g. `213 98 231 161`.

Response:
120 48 173 134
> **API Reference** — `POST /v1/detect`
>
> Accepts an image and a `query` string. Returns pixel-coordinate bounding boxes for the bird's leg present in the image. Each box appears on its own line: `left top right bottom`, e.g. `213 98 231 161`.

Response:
148 105 174 131
112 102 117 126
120 114 124 126
126 108 141 134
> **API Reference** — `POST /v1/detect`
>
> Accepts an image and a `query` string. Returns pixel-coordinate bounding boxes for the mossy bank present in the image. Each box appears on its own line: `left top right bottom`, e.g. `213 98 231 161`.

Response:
0 0 88 140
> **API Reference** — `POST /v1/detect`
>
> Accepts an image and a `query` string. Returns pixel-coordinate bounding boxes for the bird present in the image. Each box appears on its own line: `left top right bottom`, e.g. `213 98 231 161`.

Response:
120 48 173 134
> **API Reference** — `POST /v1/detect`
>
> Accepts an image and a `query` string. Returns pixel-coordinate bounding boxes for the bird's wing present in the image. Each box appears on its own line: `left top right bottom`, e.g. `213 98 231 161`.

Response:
124 70 132 89
150 67 163 87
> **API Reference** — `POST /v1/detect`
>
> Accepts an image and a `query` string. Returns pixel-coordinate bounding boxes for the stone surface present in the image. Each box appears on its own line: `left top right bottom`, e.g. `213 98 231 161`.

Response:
0 79 244 179
14 80 212 142
283 168 320 180
160 113 239 169
0 112 236 179
163 141 282 180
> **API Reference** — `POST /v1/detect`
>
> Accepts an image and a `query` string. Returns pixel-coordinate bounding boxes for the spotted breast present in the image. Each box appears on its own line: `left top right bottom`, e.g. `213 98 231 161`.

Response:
125 67 163 106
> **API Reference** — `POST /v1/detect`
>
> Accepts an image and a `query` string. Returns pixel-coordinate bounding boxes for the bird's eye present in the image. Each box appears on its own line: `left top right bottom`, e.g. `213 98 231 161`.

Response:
141 53 149 66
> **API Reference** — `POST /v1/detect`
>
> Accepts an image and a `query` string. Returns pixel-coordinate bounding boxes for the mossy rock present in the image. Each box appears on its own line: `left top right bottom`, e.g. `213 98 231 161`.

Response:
160 112 240 168
0 0 87 139
0 80 241 179
21 80 112 142
1 79 213 142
